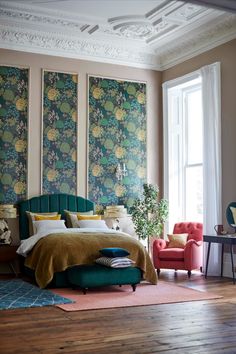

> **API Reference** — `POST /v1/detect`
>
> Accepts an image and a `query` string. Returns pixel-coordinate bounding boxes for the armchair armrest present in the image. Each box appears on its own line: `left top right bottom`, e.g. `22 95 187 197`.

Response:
153 239 167 255
152 239 167 269
185 239 203 249
184 239 203 270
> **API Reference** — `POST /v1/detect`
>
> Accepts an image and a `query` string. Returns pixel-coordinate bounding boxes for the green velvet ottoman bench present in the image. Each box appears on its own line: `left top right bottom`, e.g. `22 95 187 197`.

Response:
67 264 142 294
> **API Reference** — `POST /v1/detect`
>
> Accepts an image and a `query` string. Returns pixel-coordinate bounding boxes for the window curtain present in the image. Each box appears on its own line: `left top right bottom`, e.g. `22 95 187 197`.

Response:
201 62 222 275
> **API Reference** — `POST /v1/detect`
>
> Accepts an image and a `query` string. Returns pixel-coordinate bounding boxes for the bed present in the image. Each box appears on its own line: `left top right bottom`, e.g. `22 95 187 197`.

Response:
18 194 157 288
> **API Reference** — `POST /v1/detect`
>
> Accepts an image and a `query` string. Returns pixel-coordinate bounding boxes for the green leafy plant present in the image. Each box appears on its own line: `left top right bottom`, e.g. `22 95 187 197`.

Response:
131 184 168 243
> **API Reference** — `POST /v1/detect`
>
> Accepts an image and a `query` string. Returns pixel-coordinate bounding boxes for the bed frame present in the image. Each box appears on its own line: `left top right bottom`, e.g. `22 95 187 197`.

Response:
18 194 95 287
18 193 94 240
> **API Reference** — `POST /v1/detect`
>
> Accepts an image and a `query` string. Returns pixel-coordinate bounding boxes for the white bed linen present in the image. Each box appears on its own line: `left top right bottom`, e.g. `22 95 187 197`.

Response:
16 228 126 257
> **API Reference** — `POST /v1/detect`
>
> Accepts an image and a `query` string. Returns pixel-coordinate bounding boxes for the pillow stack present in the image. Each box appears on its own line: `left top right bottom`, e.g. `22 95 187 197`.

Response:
95 247 134 268
26 211 62 235
64 210 108 229
64 210 94 228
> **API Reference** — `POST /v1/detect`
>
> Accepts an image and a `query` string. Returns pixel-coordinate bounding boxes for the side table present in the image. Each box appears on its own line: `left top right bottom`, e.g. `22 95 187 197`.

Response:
204 234 236 284
0 244 18 276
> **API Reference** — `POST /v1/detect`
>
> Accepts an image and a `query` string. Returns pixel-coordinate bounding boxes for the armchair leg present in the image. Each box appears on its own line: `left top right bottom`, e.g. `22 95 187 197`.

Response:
187 270 191 278
157 269 160 276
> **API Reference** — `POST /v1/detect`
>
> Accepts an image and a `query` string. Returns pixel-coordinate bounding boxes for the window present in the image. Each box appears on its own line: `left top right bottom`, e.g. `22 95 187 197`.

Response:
163 75 203 232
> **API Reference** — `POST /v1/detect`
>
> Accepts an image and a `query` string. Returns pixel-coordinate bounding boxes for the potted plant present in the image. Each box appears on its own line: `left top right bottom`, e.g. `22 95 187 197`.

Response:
131 183 168 252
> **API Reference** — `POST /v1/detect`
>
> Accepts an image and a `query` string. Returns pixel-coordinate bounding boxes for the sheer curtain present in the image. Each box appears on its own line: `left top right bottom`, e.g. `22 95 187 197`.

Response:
201 62 222 275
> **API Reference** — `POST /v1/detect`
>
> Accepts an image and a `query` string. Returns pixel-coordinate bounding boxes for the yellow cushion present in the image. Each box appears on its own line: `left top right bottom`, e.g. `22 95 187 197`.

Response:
34 214 61 221
26 211 58 236
77 214 101 221
167 233 188 248
230 207 236 224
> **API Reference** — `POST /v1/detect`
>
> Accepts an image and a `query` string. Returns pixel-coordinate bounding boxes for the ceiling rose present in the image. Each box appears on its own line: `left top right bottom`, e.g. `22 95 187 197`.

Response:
117 23 155 40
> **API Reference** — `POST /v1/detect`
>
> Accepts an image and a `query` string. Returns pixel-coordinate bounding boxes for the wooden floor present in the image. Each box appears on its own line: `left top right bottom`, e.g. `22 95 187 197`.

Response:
1 271 236 354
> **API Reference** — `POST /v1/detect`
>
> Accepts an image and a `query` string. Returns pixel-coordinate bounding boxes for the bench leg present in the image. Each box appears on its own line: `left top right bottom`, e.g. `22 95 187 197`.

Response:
82 288 88 295
72 285 87 294
131 284 137 292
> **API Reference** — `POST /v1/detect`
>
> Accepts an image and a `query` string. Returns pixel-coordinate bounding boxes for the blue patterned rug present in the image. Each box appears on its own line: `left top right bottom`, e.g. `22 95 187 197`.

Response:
0 279 74 310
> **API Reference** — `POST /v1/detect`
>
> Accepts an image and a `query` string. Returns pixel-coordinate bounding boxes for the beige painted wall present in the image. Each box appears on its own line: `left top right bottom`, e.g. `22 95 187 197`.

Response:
0 48 162 244
162 38 236 228
2 38 235 246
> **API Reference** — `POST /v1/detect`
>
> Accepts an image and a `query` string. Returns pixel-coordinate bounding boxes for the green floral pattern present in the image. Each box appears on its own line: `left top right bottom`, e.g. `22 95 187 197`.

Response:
42 71 77 194
0 66 28 203
88 76 146 212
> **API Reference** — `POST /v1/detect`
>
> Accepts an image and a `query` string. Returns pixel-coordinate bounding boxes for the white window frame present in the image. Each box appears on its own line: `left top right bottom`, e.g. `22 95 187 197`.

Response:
163 70 202 233
163 63 222 276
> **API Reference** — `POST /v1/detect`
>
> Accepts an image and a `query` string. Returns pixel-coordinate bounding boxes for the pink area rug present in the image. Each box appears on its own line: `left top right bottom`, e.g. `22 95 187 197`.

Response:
52 281 221 312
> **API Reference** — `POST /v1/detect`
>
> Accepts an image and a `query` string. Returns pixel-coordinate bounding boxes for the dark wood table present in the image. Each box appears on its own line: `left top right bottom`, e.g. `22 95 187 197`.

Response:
204 234 236 284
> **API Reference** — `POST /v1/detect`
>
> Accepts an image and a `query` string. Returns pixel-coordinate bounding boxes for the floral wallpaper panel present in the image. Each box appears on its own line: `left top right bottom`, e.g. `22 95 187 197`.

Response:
88 76 146 212
42 71 78 195
0 66 28 203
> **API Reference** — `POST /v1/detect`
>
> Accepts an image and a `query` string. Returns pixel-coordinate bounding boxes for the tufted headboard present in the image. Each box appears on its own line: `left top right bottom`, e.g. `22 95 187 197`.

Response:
18 194 95 240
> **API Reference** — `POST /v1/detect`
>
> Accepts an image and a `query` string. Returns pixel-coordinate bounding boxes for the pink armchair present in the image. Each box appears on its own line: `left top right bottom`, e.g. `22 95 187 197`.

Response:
153 222 203 278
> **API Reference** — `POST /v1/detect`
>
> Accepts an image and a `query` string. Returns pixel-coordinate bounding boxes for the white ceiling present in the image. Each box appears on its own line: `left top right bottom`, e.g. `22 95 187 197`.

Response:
1 0 236 70
18 0 157 18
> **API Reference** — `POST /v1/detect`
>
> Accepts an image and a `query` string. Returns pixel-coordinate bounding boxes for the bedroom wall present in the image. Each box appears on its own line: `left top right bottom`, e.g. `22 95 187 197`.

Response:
162 38 236 228
2 38 235 248
0 48 162 244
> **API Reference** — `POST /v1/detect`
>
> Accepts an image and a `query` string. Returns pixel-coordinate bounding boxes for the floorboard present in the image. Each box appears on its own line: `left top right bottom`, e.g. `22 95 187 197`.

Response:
1 270 236 354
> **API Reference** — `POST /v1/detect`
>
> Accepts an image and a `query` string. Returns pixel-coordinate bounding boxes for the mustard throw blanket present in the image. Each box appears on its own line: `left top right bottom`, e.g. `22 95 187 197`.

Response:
25 231 158 288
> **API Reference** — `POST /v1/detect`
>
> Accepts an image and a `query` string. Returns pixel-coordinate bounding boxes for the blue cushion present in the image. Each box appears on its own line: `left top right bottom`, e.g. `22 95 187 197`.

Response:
99 247 130 257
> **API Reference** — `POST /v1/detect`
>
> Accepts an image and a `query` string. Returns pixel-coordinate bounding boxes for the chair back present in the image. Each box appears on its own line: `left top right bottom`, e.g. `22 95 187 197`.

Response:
173 222 203 242
226 202 236 227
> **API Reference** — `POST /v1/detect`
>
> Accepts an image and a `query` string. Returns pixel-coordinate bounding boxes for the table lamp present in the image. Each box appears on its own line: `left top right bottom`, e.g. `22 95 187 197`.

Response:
104 205 127 230
0 205 17 245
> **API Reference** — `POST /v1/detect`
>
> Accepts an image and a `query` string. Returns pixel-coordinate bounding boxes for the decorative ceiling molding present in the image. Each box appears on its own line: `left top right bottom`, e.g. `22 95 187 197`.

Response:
0 24 159 69
181 0 236 13
0 0 236 70
0 2 100 34
158 14 236 69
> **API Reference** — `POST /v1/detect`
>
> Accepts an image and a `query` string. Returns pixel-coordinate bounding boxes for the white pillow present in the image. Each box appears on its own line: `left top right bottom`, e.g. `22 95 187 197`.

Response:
77 220 108 229
33 220 66 234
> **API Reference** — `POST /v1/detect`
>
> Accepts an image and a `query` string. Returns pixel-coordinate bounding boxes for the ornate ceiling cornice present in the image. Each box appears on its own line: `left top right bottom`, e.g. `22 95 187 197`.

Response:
158 14 236 69
0 1 159 69
0 1 236 71
0 24 159 69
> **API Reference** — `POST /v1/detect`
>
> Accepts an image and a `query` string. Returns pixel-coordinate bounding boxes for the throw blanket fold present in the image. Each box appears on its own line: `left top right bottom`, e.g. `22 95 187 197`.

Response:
25 231 157 288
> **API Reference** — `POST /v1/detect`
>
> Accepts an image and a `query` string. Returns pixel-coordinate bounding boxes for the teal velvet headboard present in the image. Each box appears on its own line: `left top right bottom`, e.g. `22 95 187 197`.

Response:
18 194 95 240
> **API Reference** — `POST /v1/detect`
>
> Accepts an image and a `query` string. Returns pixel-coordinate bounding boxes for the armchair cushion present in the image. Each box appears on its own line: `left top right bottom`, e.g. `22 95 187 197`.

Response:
158 248 184 261
167 233 188 248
